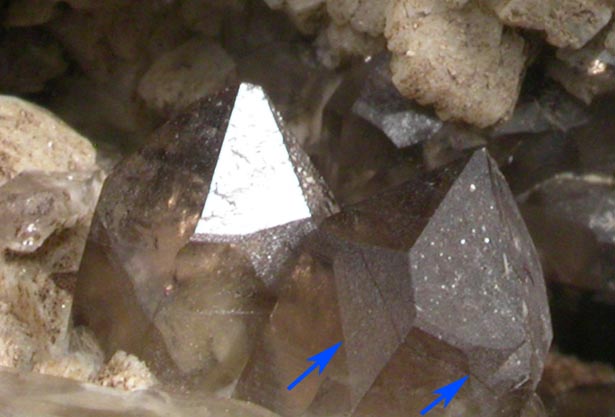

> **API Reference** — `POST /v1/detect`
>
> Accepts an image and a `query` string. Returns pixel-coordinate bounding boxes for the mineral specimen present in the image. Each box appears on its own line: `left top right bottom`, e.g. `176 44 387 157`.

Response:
0 366 282 417
73 82 337 389
385 0 528 127
0 170 103 372
235 149 552 417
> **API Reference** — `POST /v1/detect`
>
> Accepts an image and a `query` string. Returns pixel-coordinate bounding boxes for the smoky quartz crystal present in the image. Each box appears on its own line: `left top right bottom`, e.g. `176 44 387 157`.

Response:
235 149 552 417
73 82 336 390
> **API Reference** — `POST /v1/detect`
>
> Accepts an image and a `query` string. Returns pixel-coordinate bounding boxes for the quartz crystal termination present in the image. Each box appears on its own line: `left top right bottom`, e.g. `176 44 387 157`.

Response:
73 82 336 389
193 82 338 287
235 149 552 417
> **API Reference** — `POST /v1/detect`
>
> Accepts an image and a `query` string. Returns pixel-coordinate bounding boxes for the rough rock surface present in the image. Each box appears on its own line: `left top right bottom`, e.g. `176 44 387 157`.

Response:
484 0 612 49
138 38 236 114
326 0 391 36
0 96 97 186
317 22 385 68
385 0 527 127
95 351 157 391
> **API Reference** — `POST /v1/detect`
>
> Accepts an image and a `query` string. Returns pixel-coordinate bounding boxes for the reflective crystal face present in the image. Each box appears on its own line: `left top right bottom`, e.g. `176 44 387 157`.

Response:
352 55 443 149
73 82 336 389
234 150 552 417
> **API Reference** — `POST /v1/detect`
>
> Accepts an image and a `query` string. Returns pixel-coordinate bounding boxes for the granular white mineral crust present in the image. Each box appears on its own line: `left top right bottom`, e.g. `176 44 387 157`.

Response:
385 0 527 127
95 351 158 391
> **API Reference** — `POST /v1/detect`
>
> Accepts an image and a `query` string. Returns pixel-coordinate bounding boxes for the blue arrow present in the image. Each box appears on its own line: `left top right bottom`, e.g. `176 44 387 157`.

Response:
287 342 342 391
420 375 469 415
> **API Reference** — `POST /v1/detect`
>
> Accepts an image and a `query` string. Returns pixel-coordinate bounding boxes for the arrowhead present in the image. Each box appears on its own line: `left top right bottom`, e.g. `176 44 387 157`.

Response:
433 375 469 407
308 342 343 375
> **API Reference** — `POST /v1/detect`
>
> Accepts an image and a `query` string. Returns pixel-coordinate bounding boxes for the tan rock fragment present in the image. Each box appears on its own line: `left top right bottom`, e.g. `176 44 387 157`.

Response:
385 0 527 127
138 38 236 114
0 96 96 186
96 351 157 391
484 0 612 49
317 22 386 67
326 0 391 36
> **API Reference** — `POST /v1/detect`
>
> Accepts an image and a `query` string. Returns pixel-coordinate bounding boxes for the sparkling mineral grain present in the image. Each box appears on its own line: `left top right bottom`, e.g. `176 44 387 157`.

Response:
235 149 552 417
73 83 337 390
548 27 615 104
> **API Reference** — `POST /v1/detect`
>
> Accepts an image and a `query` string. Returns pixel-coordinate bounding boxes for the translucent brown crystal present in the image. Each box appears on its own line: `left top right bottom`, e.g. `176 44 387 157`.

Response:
235 149 552 417
73 82 336 389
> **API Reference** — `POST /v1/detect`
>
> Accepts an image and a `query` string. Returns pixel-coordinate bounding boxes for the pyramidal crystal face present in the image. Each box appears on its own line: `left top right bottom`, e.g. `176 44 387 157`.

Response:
72 83 336 390
194 83 338 286
234 149 551 417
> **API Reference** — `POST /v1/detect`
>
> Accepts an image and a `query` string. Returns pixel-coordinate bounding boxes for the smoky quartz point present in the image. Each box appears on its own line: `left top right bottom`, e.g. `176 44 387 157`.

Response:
235 149 552 417
73 82 336 389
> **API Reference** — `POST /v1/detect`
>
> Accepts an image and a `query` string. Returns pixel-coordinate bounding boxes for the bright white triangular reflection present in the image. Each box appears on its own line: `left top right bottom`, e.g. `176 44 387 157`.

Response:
196 83 311 236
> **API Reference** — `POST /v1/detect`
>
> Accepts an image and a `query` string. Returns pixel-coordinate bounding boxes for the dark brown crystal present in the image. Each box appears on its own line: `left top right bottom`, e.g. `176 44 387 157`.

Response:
235 149 552 417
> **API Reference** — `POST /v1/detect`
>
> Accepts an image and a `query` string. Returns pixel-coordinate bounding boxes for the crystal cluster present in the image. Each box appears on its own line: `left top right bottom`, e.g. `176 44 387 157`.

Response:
73 82 337 389
234 150 552 417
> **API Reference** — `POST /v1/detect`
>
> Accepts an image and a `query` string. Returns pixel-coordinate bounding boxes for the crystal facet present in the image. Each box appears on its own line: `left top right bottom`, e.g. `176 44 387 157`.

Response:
352 55 443 149
73 82 336 389
234 149 552 417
